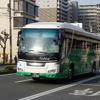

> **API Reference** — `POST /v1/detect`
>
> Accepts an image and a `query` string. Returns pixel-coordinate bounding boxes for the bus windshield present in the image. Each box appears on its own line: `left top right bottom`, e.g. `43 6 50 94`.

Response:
18 29 59 54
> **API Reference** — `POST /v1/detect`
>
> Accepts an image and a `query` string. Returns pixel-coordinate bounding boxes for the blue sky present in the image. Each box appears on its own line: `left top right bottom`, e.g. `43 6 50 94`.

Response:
71 0 100 5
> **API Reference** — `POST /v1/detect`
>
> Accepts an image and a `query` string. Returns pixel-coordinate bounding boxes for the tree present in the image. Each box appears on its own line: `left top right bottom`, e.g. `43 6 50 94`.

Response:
0 30 9 64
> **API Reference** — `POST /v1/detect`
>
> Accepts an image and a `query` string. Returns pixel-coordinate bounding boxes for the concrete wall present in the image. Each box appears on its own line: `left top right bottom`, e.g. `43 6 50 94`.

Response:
0 0 38 63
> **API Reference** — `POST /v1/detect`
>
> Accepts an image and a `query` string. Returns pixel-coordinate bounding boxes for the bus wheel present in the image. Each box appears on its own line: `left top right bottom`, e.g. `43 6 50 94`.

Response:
68 64 74 81
32 77 40 81
91 62 96 75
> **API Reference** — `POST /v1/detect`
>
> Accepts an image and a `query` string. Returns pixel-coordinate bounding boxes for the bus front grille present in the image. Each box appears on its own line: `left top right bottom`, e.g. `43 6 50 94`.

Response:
27 62 45 67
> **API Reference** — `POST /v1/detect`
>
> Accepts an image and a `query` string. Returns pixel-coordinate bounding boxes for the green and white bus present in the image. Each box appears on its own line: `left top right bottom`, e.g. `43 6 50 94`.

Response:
17 22 100 81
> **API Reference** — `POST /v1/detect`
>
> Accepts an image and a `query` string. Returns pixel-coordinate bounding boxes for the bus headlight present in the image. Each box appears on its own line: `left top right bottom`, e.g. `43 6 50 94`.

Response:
47 63 59 73
17 62 23 67
17 61 26 72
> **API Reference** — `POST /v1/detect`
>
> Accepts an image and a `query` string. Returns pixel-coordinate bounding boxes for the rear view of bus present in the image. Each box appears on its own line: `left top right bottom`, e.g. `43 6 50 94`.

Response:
17 22 62 80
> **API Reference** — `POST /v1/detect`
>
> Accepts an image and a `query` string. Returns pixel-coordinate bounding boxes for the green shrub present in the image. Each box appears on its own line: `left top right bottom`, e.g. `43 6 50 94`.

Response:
0 69 7 72
4 65 15 71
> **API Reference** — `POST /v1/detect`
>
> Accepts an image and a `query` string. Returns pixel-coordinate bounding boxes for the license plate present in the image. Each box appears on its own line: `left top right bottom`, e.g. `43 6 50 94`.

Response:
32 73 39 78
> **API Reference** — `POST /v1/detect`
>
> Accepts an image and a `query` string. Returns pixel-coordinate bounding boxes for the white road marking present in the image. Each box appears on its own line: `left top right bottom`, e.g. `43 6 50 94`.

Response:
88 91 100 96
81 84 100 86
18 75 100 100
15 79 32 83
69 88 100 96
69 88 93 96
19 84 75 100
0 73 16 77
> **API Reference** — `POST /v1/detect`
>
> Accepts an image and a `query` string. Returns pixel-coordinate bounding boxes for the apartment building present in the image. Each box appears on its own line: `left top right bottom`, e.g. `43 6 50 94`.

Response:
38 0 73 22
0 0 38 63
78 4 100 33
14 0 38 28
71 1 78 23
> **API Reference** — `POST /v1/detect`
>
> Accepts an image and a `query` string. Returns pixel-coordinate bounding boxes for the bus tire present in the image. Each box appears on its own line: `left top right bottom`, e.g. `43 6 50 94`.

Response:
68 64 74 81
32 77 40 81
91 62 96 75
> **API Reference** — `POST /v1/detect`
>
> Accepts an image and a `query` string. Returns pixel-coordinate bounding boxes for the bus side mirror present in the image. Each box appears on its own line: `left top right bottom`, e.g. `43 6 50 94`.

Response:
53 39 61 45
17 30 22 46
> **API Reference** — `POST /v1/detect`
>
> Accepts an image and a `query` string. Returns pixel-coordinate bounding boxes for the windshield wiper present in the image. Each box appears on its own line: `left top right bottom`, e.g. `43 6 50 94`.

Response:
20 51 28 56
38 51 48 54
20 50 34 56
28 50 34 52
20 50 48 55
28 50 47 54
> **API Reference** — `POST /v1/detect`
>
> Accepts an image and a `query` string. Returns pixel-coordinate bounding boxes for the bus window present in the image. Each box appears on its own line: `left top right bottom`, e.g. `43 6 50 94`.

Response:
96 43 98 49
92 43 96 50
67 39 72 54
60 38 66 59
72 39 77 48
81 41 87 52
76 40 82 48
66 38 68 55
87 42 92 49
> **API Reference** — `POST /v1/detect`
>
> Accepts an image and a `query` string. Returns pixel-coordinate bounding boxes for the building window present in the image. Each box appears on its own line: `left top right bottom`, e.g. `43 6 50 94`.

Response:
14 17 23 27
14 17 34 27
23 2 27 12
23 1 35 15
14 1 38 16
34 6 38 16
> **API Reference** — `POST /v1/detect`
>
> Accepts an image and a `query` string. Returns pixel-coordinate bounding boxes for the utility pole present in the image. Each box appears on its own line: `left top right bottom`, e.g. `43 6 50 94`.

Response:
8 0 12 64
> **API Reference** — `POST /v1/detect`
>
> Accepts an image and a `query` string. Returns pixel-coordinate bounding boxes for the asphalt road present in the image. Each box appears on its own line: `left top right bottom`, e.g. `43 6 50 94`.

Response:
0 71 100 100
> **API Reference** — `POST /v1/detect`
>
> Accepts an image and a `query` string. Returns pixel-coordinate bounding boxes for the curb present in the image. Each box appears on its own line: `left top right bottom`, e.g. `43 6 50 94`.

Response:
0 70 16 75
0 63 16 66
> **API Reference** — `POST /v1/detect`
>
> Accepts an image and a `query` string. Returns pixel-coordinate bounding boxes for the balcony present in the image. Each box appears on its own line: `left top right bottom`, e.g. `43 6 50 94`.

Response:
14 0 38 17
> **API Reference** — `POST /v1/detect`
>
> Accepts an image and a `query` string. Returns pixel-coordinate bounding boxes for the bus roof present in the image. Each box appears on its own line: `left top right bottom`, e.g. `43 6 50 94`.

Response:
23 22 100 40
23 22 83 30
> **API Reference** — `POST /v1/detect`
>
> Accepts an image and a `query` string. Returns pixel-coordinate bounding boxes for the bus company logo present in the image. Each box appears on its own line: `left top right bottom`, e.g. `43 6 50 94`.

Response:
39 57 50 60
